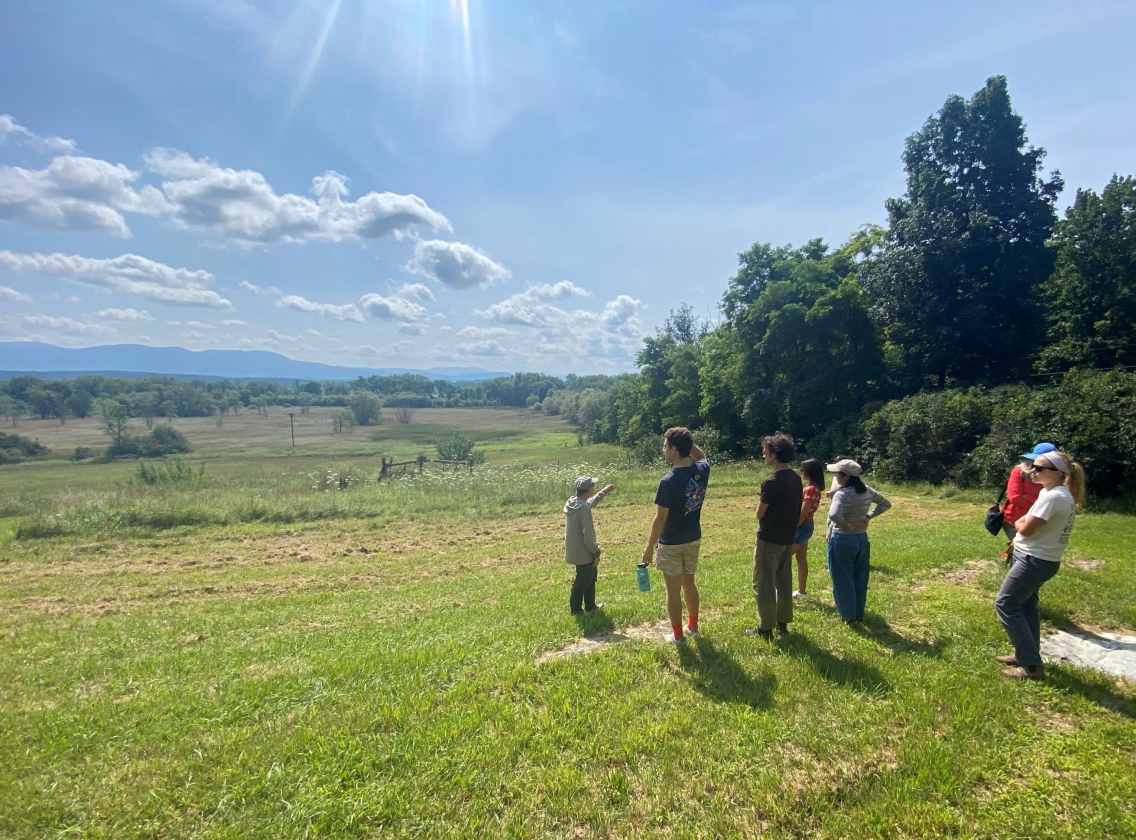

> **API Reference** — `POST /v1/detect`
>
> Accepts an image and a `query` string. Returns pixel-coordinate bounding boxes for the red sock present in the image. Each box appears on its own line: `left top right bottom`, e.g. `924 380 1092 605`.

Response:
688 614 698 631
672 624 684 640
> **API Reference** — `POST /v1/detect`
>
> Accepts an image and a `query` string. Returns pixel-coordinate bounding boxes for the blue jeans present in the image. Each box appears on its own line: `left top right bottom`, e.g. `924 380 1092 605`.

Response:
995 550 1060 671
827 532 869 621
793 520 815 545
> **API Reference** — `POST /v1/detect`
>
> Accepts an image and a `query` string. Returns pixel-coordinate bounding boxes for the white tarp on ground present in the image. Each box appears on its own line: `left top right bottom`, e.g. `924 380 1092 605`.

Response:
1041 630 1136 680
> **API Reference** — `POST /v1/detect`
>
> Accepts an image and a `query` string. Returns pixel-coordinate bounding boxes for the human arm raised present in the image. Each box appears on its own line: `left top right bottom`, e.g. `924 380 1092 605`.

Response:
586 483 616 509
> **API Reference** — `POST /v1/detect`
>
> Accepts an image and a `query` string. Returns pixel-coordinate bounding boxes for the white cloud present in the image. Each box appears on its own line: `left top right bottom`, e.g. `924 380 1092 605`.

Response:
238 280 281 296
458 325 512 338
476 286 645 363
528 281 592 300
144 149 450 246
358 293 429 322
0 284 32 304
276 294 364 322
221 318 248 326
22 314 117 337
359 344 380 357
476 282 595 327
186 320 213 328
166 320 182 325
456 339 507 357
602 295 641 324
0 114 77 153
181 330 210 340
97 307 154 322
0 155 166 236
398 323 426 336
404 239 511 289
392 282 435 302
0 250 233 309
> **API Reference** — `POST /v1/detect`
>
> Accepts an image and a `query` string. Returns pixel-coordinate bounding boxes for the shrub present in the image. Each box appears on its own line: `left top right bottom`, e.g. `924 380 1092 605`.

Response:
349 391 383 426
435 432 485 464
137 458 205 485
966 370 1136 496
0 432 48 463
143 425 191 456
72 446 96 461
628 435 665 466
860 388 1008 483
107 426 191 459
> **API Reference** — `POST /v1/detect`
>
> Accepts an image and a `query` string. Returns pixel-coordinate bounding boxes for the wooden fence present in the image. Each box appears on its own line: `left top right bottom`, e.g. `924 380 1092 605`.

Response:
379 455 474 478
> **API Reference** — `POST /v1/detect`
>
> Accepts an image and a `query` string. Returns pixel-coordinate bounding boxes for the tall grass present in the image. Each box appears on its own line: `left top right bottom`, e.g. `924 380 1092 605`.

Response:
13 460 767 539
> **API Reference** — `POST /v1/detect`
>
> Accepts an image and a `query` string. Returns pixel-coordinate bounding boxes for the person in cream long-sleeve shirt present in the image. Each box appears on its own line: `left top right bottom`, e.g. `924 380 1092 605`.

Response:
564 476 615 615
826 459 891 622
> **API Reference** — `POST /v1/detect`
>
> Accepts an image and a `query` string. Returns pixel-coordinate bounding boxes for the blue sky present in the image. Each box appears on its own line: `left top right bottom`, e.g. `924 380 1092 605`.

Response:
1 1 1134 375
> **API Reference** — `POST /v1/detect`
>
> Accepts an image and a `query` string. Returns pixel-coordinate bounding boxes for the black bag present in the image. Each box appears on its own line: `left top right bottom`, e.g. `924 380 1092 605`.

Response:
984 484 1008 536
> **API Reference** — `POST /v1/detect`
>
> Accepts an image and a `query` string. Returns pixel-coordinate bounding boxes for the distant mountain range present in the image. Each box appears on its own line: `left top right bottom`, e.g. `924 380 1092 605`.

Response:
0 342 510 383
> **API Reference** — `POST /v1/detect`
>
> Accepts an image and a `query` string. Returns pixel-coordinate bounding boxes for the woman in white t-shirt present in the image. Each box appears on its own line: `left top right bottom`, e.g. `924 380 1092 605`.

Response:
994 450 1086 680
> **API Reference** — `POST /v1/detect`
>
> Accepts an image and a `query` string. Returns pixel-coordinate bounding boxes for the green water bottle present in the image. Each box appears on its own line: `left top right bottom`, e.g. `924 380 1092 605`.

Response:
637 563 651 592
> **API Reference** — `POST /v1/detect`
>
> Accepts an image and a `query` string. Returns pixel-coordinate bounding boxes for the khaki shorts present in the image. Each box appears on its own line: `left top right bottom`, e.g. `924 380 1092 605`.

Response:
655 540 700 576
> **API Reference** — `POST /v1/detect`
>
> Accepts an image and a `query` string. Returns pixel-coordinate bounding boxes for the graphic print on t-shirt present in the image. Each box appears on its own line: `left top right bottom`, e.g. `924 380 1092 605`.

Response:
684 472 707 514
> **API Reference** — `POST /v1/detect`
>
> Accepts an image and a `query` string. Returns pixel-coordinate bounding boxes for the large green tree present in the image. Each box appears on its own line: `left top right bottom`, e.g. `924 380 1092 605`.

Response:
1037 175 1136 374
707 235 884 452
861 76 1063 389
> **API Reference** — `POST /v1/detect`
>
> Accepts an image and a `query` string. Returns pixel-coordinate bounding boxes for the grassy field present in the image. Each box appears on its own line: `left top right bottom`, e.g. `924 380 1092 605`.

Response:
1 409 1134 838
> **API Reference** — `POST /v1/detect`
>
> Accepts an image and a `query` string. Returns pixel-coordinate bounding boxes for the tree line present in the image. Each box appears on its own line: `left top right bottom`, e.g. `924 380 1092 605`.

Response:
577 76 1136 496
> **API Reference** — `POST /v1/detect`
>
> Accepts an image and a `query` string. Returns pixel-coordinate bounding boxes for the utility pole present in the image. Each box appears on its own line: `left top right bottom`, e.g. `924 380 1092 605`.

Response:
288 412 295 447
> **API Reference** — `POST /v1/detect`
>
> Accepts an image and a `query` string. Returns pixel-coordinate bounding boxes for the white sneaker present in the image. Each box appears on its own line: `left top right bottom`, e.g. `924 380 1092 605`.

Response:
684 626 701 638
666 634 687 645
792 591 807 599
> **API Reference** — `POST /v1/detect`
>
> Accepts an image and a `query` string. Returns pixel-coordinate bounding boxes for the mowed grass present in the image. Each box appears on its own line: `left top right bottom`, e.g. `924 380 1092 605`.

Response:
1 412 1134 838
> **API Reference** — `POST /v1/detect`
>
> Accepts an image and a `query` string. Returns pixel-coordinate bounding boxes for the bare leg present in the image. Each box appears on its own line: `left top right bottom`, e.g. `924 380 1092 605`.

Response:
794 543 808 594
680 572 699 620
664 573 684 629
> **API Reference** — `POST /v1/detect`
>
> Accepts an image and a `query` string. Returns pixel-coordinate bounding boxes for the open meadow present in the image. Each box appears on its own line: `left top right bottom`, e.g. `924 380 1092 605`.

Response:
1 409 1134 838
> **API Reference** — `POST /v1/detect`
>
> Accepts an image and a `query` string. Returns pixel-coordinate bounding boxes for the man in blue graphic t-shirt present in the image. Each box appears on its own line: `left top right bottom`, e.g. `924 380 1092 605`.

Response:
642 426 710 644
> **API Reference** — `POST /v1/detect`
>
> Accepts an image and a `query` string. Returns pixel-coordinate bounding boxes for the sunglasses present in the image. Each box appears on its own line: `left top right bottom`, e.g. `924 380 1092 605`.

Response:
1029 463 1059 472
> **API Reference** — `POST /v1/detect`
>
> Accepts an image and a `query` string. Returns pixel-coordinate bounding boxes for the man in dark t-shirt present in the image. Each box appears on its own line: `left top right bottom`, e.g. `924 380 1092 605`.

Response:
746 432 803 640
642 427 709 644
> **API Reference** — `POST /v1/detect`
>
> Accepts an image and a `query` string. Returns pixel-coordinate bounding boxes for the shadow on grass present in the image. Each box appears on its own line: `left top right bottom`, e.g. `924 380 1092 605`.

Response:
776 634 891 695
1046 665 1136 719
675 638 777 708
574 609 616 636
850 613 948 658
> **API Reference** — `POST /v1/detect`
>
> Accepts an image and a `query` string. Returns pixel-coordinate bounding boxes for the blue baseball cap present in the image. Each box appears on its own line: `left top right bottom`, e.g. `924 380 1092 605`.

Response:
1021 442 1057 460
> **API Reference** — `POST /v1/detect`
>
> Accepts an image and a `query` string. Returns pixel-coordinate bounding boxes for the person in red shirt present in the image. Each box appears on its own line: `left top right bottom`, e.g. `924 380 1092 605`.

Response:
792 459 824 598
1000 443 1055 551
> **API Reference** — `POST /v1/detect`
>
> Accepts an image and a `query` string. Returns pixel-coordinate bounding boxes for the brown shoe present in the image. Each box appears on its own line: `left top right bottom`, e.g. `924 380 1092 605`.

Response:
1001 665 1044 680
994 654 1018 665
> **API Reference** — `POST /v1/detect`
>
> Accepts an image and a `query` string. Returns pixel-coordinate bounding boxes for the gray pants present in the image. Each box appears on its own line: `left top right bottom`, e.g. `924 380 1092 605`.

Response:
995 549 1060 671
753 539 794 630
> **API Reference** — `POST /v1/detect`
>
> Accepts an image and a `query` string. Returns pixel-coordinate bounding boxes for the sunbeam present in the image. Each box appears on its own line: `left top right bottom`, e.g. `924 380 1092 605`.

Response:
288 0 344 113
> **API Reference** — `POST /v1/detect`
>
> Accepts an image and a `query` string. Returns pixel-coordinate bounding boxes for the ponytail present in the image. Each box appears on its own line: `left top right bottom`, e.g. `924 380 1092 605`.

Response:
1054 450 1086 507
